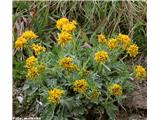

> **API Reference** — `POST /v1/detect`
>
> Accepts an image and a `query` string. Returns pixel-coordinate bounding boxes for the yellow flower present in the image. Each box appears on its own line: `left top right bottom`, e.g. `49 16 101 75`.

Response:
31 43 46 54
15 36 27 49
107 38 119 50
57 31 72 46
97 33 107 44
62 22 76 32
48 88 64 104
15 31 38 49
90 89 100 101
73 79 88 93
94 50 109 63
127 44 139 57
21 30 38 40
26 56 38 68
109 84 122 96
56 17 69 30
27 66 39 79
56 18 77 32
117 33 131 50
59 57 78 71
59 57 72 68
135 65 146 79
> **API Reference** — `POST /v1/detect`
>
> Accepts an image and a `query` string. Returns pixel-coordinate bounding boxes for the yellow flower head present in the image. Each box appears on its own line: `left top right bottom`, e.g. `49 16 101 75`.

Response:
127 44 139 57
31 43 46 54
15 36 27 49
27 66 39 80
59 57 78 71
48 88 64 104
56 18 77 32
73 79 88 93
21 31 38 40
59 57 73 68
97 33 107 44
109 83 122 96
62 22 76 32
56 17 69 30
117 33 131 50
107 38 119 50
57 31 72 46
135 65 146 79
94 50 109 63
26 56 38 68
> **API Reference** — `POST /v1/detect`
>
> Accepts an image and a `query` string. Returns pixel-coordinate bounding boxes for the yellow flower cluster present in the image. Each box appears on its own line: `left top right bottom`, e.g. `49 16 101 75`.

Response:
48 88 64 104
73 79 88 93
56 17 77 32
127 44 139 57
21 31 38 40
26 56 38 68
97 33 139 58
116 33 139 57
97 33 108 44
15 30 38 49
31 43 46 54
109 84 122 96
56 18 70 30
94 50 109 63
117 33 131 50
135 65 146 79
15 37 27 49
26 56 38 79
59 57 78 71
26 56 46 80
56 18 77 47
62 20 77 32
26 67 39 79
57 31 72 46
107 38 119 50
14 30 46 79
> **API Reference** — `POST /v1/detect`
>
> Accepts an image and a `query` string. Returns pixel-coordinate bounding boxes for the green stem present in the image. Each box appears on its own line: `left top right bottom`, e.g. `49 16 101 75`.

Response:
50 105 56 120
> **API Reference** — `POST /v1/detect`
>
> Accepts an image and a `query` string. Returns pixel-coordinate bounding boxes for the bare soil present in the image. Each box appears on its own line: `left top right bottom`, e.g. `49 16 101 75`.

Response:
117 80 147 120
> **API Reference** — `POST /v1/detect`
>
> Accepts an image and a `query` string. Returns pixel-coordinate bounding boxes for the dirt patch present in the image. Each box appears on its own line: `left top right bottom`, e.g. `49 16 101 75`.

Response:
117 80 147 120
125 81 147 110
